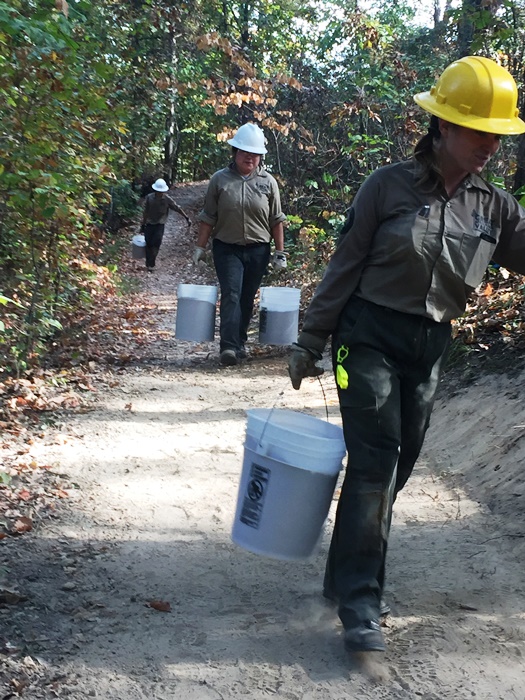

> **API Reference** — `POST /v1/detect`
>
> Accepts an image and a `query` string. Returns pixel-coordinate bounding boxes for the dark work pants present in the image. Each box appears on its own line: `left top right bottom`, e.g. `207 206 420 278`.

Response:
212 239 271 353
323 297 451 629
144 223 165 268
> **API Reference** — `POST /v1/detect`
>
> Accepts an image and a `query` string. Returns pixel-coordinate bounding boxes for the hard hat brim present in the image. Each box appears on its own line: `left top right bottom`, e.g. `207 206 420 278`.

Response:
414 92 525 135
227 136 267 155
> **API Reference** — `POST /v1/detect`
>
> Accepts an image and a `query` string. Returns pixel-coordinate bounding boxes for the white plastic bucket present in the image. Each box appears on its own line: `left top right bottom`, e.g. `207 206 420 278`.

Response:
232 408 346 560
131 234 146 260
259 287 300 346
175 284 218 342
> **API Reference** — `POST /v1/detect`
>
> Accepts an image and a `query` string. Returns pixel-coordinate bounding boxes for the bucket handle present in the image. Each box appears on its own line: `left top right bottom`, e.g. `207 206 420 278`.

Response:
257 376 330 452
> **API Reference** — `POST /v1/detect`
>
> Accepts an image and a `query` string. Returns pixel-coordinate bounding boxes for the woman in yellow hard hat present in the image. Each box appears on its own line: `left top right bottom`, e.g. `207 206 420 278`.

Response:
287 56 525 654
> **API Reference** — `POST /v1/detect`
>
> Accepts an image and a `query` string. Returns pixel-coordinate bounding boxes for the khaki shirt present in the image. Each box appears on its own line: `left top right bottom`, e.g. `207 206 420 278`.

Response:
198 164 286 244
299 159 525 353
144 193 186 224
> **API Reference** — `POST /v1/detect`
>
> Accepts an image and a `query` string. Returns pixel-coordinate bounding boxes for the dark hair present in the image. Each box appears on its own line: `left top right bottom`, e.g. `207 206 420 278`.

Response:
231 146 263 156
413 115 443 191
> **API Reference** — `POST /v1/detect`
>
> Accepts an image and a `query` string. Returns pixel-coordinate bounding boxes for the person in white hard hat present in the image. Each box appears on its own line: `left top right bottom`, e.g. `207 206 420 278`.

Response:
140 178 191 271
195 123 287 366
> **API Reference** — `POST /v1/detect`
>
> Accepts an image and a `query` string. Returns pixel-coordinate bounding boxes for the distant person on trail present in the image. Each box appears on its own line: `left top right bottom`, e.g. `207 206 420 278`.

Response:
140 178 191 272
194 123 287 366
288 56 525 654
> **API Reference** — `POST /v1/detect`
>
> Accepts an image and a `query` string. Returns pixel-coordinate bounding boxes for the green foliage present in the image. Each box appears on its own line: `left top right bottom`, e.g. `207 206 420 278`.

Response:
2 0 525 375
0 0 126 374
111 181 140 221
514 186 525 208
103 180 140 232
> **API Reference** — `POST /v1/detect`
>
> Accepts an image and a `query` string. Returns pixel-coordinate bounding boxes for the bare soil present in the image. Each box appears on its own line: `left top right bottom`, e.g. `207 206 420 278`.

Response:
2 182 525 699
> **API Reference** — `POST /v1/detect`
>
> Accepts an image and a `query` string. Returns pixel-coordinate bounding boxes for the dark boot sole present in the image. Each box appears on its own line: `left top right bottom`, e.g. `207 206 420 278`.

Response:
344 626 386 653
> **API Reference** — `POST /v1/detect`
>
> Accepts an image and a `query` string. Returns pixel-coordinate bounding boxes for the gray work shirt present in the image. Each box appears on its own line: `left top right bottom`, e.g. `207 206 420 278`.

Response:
144 193 186 224
198 164 286 244
299 159 525 354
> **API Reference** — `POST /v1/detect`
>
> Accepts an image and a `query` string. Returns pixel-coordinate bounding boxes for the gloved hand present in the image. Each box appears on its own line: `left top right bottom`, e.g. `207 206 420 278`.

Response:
186 216 191 227
140 223 145 234
288 344 324 390
193 246 206 264
272 251 287 270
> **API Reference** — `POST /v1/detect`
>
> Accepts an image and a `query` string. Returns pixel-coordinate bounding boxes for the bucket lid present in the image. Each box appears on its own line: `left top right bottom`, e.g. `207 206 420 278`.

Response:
260 287 301 299
177 284 218 302
260 287 301 311
246 408 346 467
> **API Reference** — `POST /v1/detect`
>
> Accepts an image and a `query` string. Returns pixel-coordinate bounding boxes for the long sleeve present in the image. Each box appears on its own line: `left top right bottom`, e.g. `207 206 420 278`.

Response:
298 171 383 353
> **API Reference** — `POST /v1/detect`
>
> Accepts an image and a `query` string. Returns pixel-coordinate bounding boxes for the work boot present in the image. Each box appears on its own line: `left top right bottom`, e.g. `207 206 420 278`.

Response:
220 349 238 366
344 620 386 653
237 345 247 360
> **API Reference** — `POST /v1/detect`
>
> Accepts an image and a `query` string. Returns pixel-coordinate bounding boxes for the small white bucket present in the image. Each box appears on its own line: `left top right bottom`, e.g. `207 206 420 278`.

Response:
175 284 218 342
259 287 300 346
231 408 346 560
131 234 146 260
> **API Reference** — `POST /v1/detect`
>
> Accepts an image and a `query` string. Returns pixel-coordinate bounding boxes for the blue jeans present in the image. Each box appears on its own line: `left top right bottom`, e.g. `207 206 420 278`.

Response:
212 239 271 353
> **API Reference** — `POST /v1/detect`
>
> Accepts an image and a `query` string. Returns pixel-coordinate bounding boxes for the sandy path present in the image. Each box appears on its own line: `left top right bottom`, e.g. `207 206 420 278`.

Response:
3 183 525 699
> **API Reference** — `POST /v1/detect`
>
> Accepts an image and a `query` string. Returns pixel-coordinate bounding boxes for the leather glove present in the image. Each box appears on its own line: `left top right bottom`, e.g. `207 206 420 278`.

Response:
272 251 287 270
288 344 324 390
193 246 206 264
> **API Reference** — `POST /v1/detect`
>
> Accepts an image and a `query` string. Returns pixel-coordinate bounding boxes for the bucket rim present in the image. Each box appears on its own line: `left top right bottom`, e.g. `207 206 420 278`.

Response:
247 407 340 425
178 283 218 290
246 407 345 444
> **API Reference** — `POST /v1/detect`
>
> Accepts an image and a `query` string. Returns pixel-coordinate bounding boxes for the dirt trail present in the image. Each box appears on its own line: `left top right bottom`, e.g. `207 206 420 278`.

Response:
2 183 525 699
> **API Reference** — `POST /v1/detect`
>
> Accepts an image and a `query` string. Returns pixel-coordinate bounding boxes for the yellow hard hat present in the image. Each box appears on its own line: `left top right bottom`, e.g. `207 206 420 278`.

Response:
414 56 525 135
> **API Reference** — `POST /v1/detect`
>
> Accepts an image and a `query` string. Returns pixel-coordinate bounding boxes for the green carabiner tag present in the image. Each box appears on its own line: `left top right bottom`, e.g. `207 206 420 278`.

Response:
336 364 349 389
336 344 349 389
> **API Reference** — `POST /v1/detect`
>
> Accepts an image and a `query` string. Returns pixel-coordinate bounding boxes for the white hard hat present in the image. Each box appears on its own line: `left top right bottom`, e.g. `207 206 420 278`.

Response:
227 123 267 155
152 178 169 192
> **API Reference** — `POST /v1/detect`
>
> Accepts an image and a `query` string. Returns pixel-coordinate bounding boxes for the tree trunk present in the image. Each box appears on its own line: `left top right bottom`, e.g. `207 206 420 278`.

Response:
457 0 482 57
163 28 179 185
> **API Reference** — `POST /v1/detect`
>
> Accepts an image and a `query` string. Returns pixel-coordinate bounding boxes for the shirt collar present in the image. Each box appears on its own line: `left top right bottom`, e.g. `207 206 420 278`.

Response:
463 173 492 194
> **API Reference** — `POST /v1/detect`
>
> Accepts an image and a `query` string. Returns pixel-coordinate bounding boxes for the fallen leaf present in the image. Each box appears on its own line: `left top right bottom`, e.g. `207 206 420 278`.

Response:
0 589 28 605
146 600 171 612
12 516 33 534
53 489 69 498
10 678 29 693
